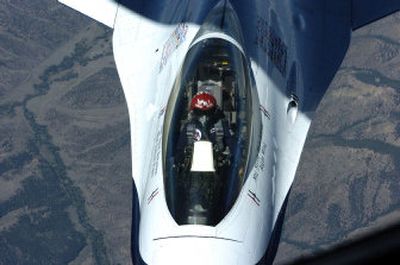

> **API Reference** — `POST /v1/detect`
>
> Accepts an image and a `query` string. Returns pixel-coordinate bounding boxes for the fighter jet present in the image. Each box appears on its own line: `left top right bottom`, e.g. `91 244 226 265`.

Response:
58 0 399 264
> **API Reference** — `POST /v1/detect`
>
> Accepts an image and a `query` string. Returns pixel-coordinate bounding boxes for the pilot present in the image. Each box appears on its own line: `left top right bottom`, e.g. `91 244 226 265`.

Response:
176 91 233 170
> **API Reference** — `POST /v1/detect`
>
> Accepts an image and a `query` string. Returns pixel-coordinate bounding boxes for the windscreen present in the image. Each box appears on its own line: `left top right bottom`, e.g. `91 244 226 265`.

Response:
163 38 259 226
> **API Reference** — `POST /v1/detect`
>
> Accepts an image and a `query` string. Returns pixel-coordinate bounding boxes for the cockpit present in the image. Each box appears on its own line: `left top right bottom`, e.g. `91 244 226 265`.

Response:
163 37 261 226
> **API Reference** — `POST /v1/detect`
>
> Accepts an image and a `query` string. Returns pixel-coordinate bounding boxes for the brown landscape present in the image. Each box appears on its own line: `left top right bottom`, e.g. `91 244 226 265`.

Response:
0 1 399 264
275 11 400 264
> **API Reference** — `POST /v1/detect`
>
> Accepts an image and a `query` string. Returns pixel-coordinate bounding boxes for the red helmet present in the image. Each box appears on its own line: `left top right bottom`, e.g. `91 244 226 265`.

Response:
190 92 217 111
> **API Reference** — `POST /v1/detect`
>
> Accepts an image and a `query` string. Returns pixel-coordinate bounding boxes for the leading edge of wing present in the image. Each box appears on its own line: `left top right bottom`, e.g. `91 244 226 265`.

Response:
352 0 400 30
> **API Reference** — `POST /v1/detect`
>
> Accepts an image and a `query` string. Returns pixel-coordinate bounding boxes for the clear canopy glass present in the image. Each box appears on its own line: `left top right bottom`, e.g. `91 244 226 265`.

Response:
163 38 260 226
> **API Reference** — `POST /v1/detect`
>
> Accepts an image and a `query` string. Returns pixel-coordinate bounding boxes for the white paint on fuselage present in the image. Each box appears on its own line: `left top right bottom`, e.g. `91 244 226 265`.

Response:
58 0 312 263
112 4 312 262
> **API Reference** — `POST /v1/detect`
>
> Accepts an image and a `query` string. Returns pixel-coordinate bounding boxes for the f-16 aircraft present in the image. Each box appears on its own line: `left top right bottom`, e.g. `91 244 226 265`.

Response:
58 0 400 264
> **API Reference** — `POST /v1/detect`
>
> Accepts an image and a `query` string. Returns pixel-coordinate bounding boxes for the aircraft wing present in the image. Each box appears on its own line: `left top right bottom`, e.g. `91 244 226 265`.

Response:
281 0 399 114
352 0 400 30
58 0 119 28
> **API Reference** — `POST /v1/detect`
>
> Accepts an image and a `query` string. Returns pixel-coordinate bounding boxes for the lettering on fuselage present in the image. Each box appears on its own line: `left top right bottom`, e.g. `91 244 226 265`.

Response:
255 16 287 76
252 143 267 181
149 125 163 178
159 23 188 72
